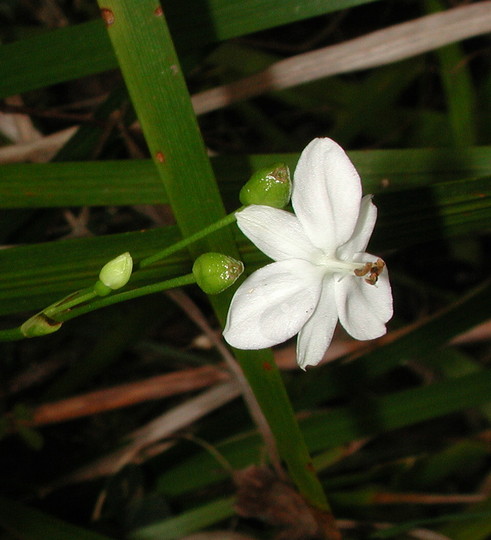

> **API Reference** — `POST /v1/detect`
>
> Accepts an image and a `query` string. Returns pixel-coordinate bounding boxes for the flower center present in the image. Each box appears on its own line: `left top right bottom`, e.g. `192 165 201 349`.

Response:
314 255 385 285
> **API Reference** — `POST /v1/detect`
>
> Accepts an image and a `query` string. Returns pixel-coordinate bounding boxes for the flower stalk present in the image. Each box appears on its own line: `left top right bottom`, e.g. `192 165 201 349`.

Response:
0 245 244 339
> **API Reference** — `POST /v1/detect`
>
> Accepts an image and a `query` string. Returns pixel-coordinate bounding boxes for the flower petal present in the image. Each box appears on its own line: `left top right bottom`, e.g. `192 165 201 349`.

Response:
236 205 319 262
334 260 393 340
296 276 338 369
223 259 323 350
337 195 377 259
292 138 362 253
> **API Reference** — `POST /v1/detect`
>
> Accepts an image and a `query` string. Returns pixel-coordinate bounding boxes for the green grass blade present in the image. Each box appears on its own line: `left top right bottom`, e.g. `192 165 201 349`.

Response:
371 510 491 539
426 0 477 146
0 160 166 208
302 280 491 405
304 368 491 451
2 147 490 208
437 499 491 539
374 174 491 250
0 227 185 315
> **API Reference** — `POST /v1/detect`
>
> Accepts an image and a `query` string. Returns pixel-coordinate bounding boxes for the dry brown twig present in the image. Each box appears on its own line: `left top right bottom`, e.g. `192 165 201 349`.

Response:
47 380 241 490
29 365 230 426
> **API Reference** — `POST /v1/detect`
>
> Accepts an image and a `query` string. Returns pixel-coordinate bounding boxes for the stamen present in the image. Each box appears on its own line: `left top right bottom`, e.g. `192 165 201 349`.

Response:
354 259 385 285
364 258 385 285
354 262 371 277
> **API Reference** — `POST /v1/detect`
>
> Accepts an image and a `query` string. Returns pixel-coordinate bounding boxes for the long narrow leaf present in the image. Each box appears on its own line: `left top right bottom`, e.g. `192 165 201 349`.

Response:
2 146 491 208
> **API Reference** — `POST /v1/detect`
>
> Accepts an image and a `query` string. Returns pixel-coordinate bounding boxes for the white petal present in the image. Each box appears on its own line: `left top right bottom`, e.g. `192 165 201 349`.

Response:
292 138 362 253
334 261 393 341
236 205 319 262
223 259 323 350
337 195 377 260
296 276 338 369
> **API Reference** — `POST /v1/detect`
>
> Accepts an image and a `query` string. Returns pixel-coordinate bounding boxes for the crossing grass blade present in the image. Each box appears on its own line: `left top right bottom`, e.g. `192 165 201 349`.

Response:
1 146 490 208
425 0 477 146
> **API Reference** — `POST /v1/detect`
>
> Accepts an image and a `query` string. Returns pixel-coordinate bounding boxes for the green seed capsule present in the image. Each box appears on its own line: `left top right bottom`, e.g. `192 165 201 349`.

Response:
21 313 62 338
239 163 291 209
193 253 244 294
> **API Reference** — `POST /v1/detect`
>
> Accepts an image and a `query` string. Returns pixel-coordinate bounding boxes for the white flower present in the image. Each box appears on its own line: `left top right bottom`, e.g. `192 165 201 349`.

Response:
223 138 393 369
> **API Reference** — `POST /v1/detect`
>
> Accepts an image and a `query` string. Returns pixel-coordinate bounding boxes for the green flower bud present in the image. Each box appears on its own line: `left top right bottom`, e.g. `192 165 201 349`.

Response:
98 252 133 292
21 313 62 338
193 253 244 294
239 163 291 209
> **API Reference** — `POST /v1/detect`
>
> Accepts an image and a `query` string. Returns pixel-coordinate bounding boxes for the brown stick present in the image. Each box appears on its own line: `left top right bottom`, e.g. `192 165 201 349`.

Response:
21 314 490 429
30 365 229 426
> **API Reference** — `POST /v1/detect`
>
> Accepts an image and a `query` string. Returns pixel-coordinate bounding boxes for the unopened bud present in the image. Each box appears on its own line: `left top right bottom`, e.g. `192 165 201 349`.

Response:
239 163 291 209
193 253 244 294
21 313 62 338
97 252 133 295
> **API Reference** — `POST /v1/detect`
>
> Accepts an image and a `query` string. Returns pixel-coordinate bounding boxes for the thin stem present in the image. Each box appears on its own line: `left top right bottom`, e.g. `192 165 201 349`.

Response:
0 274 197 342
139 210 241 269
57 273 196 322
44 288 98 318
0 327 24 342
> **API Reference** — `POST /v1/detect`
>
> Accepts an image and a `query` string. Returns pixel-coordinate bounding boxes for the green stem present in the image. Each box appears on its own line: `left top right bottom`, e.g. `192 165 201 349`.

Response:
139 210 241 268
44 288 98 318
0 327 24 342
0 274 197 342
57 274 196 321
